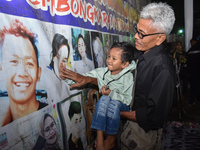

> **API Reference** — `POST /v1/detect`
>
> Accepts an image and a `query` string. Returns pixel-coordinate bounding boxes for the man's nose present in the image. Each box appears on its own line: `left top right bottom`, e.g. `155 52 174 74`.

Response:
16 61 28 77
134 32 139 39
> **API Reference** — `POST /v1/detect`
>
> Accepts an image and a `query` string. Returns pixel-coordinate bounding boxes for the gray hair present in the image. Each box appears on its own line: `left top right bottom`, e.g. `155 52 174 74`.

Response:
140 2 175 35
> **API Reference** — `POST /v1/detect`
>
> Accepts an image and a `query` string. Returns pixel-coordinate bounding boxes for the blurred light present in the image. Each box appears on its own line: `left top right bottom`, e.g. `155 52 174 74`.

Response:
178 29 183 34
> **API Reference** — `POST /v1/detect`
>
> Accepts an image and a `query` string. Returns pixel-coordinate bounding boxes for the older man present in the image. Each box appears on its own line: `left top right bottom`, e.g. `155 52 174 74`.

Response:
59 2 176 150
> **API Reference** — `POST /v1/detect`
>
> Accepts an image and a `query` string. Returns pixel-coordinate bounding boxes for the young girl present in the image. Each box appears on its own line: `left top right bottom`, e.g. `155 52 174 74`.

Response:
62 42 136 149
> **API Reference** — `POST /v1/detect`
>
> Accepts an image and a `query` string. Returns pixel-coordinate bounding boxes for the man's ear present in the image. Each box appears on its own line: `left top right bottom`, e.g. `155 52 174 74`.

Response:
122 61 130 69
37 67 42 82
156 34 166 46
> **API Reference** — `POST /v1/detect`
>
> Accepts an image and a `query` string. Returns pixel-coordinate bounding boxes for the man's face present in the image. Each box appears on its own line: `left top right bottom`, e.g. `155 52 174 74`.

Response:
176 42 182 51
78 38 86 58
2 34 41 103
134 19 163 53
191 40 196 46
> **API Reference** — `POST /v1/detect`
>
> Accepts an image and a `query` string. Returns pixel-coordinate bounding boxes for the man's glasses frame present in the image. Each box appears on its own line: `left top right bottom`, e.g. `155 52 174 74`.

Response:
134 25 164 39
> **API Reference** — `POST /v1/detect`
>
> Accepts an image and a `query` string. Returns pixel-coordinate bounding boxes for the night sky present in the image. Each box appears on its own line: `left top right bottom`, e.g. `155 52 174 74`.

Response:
151 0 200 38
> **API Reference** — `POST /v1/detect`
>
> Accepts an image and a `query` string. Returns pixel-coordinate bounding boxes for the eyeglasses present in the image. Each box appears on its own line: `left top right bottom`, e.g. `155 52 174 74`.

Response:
134 25 164 39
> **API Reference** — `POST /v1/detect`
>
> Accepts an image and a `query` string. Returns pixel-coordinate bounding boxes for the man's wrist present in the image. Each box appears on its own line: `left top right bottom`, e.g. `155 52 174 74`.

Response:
86 76 98 85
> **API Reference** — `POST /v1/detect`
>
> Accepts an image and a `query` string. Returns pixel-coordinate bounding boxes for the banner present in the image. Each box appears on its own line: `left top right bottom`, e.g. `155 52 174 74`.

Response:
0 0 139 149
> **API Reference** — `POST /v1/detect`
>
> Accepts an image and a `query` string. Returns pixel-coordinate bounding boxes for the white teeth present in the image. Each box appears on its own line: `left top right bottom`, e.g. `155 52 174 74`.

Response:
16 83 29 87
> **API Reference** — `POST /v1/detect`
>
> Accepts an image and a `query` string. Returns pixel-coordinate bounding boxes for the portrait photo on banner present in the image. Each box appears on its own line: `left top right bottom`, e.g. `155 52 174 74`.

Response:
91 31 106 68
44 23 75 103
57 92 88 150
0 104 63 149
71 28 94 74
0 14 48 127
102 33 111 59
32 105 63 150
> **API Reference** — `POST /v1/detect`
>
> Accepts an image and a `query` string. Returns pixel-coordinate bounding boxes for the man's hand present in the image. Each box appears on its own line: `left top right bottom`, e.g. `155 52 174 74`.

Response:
59 62 98 89
120 111 137 122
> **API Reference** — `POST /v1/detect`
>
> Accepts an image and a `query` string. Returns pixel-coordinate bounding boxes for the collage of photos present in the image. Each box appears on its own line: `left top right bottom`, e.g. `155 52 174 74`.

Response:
0 13 135 149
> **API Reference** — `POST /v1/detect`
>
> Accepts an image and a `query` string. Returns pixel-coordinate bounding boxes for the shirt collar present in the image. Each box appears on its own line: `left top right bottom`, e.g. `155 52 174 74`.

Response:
140 44 164 64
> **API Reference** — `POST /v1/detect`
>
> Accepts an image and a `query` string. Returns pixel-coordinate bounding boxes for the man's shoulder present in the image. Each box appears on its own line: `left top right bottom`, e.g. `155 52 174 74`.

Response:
38 101 48 110
146 47 174 73
154 47 172 63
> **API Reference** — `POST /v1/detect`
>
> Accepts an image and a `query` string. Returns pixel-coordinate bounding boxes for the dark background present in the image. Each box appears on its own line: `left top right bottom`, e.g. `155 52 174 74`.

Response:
151 0 200 39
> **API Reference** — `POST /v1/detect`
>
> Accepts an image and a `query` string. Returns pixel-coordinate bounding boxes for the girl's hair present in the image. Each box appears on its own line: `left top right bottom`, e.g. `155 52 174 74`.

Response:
110 42 135 63
49 33 70 69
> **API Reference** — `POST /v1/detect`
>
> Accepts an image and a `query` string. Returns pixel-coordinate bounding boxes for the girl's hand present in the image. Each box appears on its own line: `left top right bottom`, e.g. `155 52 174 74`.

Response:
101 85 111 95
59 62 97 89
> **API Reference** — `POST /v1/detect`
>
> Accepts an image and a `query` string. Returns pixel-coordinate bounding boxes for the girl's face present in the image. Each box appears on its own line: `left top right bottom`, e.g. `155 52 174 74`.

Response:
43 116 58 145
58 45 69 65
53 45 69 78
93 38 105 67
78 38 86 58
106 48 128 75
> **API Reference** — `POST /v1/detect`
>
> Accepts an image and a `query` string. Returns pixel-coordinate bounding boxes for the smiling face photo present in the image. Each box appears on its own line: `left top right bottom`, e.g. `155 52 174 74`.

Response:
43 115 58 145
2 34 41 103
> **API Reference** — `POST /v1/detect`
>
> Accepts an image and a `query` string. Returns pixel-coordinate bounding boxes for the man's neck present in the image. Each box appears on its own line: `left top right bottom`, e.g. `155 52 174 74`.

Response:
9 98 39 120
